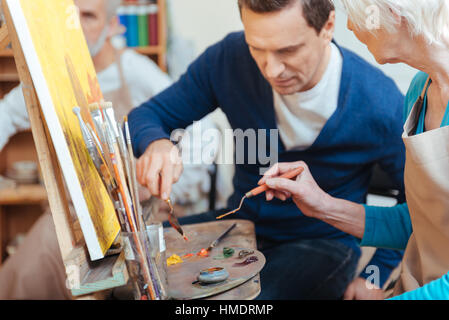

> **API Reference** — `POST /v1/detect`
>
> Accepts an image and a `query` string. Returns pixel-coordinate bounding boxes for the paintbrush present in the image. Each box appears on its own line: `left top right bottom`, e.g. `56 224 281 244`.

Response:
85 122 119 198
105 121 137 231
73 107 94 150
124 116 146 232
89 103 118 180
101 101 120 138
118 121 145 232
216 166 305 220
88 103 106 143
73 107 116 193
165 198 189 241
104 113 139 228
206 223 237 252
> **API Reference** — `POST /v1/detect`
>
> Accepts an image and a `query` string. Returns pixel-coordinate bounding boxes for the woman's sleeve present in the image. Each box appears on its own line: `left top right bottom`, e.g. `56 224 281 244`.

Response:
0 85 30 150
361 203 412 250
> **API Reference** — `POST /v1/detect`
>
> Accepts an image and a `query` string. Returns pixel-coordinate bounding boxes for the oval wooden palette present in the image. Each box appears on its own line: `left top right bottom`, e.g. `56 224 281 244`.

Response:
167 247 265 300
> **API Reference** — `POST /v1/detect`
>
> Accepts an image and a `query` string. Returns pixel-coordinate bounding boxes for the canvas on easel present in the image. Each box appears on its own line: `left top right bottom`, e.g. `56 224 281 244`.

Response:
5 0 120 261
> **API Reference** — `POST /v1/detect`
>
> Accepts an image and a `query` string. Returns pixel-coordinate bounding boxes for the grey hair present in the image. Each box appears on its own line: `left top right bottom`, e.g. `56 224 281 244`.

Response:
340 0 449 45
105 0 122 20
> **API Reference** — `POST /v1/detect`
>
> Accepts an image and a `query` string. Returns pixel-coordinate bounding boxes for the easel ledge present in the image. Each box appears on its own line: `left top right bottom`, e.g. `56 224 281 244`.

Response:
0 0 128 299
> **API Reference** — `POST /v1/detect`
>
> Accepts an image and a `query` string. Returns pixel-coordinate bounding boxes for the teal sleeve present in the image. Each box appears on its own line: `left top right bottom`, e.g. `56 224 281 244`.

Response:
389 272 449 300
403 71 429 122
361 203 412 250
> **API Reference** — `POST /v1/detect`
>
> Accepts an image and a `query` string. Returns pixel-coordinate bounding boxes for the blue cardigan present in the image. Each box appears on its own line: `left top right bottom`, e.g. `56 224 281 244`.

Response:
129 32 406 287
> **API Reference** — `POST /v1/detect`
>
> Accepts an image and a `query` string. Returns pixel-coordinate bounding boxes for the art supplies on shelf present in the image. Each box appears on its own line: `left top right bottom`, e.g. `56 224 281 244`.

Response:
118 0 159 48
73 101 169 300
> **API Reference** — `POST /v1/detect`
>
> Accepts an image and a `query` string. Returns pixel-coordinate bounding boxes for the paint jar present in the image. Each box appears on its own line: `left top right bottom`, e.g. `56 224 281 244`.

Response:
121 228 168 300
146 223 168 297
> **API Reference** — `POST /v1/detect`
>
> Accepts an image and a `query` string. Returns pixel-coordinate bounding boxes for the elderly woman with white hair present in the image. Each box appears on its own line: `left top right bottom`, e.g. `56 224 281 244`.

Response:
261 0 449 299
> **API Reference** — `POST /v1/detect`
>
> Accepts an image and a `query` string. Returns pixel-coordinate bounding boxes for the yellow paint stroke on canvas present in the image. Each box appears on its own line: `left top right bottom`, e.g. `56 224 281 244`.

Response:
18 0 120 254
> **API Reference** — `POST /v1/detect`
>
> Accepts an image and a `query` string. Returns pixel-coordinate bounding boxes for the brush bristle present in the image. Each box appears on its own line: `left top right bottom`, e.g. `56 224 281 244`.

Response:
124 116 128 122
101 101 113 109
88 103 99 112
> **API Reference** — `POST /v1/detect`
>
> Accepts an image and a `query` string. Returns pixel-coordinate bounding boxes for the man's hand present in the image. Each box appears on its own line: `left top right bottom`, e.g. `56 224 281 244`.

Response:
136 139 183 200
343 277 385 300
258 161 333 219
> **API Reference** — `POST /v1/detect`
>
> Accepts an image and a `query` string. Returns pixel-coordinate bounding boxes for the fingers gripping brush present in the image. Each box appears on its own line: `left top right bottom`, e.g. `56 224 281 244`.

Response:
216 166 304 220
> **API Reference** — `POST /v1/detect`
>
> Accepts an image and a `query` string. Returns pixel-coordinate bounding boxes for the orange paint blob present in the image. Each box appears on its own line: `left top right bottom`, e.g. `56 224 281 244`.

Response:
197 248 209 257
182 253 195 259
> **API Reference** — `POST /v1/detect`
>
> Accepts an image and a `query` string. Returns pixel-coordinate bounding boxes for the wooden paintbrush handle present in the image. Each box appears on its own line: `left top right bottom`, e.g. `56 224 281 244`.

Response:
246 166 304 197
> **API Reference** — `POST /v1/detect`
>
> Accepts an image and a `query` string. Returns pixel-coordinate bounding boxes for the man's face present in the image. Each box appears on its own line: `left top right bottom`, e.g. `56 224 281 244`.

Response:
74 0 107 45
242 2 334 95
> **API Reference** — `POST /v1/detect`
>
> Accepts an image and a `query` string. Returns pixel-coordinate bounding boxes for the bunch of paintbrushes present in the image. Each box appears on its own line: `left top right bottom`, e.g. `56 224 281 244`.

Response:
73 102 165 300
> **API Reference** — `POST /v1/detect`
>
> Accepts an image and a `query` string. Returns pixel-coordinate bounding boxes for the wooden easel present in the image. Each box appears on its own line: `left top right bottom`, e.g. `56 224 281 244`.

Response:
0 0 128 299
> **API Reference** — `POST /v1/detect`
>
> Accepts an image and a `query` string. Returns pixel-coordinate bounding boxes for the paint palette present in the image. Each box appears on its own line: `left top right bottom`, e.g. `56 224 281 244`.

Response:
167 247 265 300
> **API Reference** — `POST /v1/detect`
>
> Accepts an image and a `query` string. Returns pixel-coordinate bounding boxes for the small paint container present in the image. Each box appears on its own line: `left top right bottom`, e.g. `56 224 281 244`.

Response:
197 267 229 284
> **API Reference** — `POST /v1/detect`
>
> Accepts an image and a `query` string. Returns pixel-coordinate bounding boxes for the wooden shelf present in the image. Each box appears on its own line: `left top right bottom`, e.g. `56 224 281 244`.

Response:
0 48 13 57
0 45 166 79
0 184 47 205
0 73 19 81
134 45 164 55
0 46 164 58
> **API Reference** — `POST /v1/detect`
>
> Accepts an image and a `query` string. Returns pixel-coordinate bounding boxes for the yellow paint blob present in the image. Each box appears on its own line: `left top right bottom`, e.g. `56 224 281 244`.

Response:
167 254 184 266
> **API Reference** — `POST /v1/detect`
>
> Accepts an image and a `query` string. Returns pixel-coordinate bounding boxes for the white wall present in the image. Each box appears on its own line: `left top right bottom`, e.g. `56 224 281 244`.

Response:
168 0 417 94
168 0 243 56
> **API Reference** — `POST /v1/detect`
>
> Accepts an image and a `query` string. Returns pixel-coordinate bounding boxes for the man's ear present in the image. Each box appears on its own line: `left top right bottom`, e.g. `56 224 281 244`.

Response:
320 10 336 42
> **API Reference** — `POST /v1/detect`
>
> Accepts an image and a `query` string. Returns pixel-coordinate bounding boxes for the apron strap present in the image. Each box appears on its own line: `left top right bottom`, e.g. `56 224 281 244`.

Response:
420 77 431 99
113 49 134 110
409 77 432 135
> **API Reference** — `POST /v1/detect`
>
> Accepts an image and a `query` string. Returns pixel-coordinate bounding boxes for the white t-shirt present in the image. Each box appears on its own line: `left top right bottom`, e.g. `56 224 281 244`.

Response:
273 43 343 151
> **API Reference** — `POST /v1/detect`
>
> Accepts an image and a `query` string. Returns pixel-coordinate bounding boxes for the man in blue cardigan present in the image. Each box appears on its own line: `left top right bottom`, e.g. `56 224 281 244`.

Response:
129 0 405 299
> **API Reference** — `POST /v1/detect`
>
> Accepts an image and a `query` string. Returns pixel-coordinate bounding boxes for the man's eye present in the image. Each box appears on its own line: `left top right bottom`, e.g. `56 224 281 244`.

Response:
81 13 96 20
279 47 297 55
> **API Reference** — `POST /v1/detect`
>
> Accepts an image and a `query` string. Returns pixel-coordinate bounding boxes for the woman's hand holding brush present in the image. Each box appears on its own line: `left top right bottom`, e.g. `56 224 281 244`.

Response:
216 164 305 220
259 161 334 219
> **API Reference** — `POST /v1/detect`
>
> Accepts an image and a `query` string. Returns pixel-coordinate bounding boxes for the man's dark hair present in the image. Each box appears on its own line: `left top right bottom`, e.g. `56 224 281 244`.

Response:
238 0 335 34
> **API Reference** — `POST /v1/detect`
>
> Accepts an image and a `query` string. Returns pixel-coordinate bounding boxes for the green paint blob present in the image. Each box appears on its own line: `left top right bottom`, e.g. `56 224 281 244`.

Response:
223 247 235 258
212 247 235 260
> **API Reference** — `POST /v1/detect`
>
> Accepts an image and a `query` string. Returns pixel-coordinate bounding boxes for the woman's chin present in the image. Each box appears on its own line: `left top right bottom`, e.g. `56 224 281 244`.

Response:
374 55 400 65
